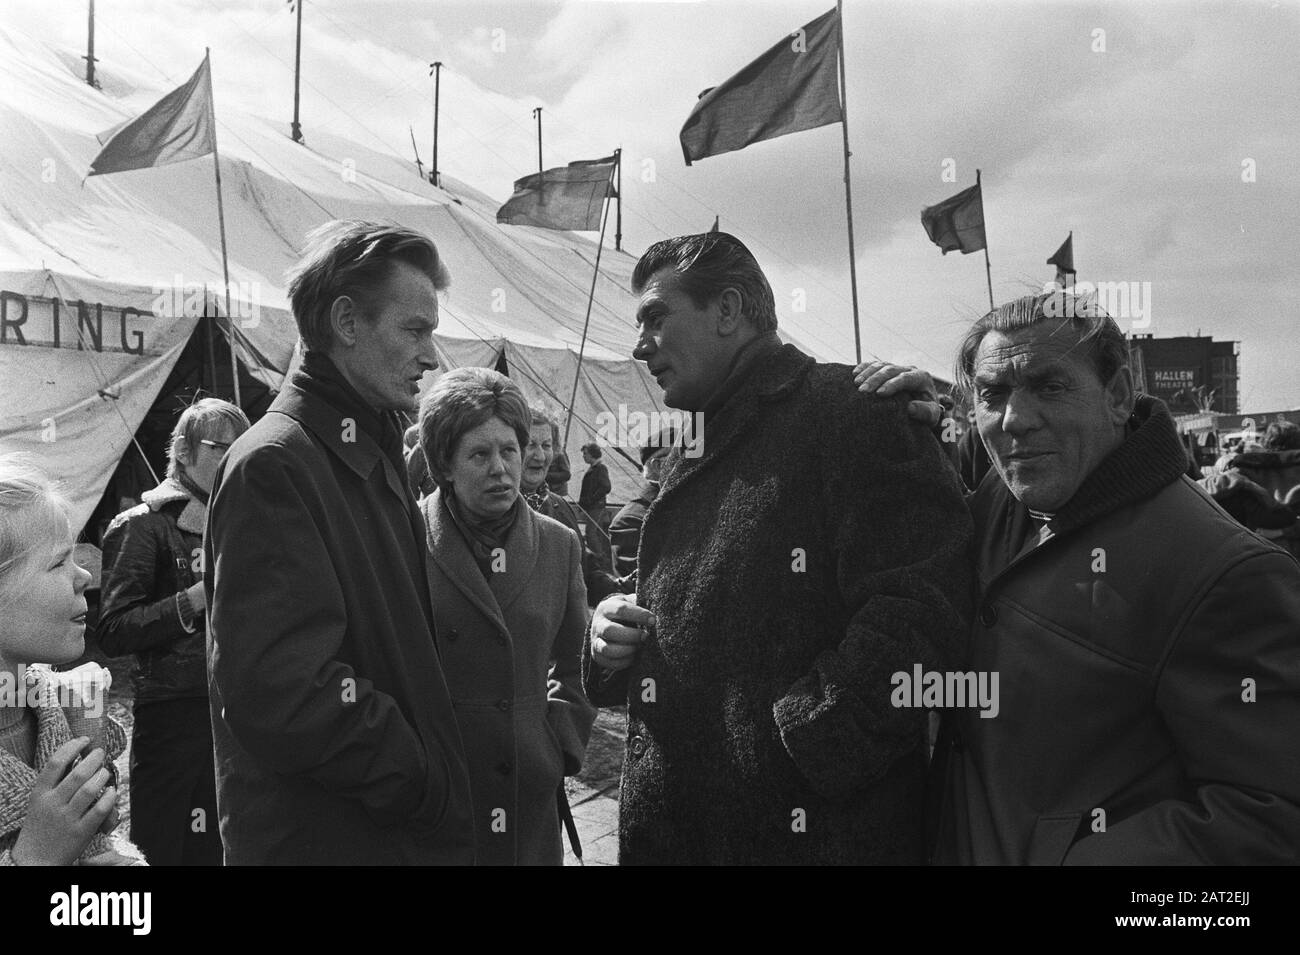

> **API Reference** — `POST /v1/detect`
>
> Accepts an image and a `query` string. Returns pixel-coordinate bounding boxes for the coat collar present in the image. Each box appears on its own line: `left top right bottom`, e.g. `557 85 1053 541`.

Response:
268 376 412 510
973 395 1190 590
140 477 206 534
652 342 814 516
421 489 541 635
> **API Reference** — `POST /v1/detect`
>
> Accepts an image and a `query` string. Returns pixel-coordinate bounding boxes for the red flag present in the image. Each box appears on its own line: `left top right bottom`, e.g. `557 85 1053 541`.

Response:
1047 233 1075 287
921 182 987 255
89 55 215 176
496 156 617 231
680 8 842 166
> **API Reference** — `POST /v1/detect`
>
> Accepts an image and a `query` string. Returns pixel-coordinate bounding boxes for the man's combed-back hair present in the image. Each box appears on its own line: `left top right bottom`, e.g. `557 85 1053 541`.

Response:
954 291 1129 399
287 219 451 352
632 232 777 332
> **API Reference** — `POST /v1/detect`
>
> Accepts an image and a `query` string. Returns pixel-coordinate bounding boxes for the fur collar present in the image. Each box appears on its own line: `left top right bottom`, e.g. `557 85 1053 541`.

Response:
140 477 206 534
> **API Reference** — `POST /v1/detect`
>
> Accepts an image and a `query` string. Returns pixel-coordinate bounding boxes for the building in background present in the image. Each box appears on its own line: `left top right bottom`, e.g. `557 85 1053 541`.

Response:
1129 334 1240 415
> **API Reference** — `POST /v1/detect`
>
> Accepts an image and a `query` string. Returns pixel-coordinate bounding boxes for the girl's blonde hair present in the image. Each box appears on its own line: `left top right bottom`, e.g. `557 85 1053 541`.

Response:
0 455 71 613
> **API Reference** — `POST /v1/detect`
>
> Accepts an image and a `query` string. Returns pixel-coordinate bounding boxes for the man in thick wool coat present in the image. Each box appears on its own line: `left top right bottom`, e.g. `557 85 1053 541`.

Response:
584 233 973 864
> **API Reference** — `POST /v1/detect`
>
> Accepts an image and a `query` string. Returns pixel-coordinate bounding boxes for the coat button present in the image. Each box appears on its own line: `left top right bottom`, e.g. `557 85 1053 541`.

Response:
496 762 511 776
629 735 646 758
951 729 964 753
446 628 459 641
497 699 510 712
978 604 998 627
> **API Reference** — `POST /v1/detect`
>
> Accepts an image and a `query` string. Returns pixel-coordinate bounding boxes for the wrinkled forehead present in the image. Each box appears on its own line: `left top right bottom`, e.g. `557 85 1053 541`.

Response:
636 268 688 322
973 320 1094 382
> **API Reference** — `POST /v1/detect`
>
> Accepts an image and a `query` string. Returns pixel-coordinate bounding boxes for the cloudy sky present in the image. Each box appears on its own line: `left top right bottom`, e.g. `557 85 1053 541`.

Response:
7 0 1298 409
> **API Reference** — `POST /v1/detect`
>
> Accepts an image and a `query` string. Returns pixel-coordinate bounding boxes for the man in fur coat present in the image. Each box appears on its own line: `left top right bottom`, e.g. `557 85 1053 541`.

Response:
584 233 973 865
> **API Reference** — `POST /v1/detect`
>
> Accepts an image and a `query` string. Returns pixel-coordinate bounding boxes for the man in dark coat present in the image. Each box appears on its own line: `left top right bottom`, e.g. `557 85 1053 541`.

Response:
204 220 475 865
578 444 611 520
584 233 973 865
859 292 1300 863
608 437 672 586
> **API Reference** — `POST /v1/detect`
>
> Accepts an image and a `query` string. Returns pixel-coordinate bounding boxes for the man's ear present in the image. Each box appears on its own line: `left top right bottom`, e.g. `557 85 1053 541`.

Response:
329 295 360 348
714 287 745 337
1105 365 1136 426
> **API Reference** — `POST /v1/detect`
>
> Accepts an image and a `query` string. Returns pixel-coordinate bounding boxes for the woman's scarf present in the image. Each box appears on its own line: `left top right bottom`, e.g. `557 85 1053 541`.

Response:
522 485 550 512
442 488 523 577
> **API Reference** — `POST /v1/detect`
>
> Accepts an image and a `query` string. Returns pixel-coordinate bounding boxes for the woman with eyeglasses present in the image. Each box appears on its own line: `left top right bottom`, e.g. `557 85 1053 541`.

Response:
97 398 249 865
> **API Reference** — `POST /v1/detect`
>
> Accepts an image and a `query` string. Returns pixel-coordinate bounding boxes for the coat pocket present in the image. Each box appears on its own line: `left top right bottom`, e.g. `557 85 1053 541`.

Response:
1027 810 1087 866
515 702 565 801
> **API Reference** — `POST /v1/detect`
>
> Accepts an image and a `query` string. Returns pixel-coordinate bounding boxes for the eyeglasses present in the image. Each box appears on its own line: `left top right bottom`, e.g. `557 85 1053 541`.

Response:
199 439 232 451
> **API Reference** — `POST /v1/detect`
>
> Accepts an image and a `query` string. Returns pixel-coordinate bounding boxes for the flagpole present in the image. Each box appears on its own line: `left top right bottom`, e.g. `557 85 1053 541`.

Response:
614 147 622 253
563 167 615 447
290 0 304 143
978 168 994 312
533 107 543 176
206 49 242 408
835 0 862 364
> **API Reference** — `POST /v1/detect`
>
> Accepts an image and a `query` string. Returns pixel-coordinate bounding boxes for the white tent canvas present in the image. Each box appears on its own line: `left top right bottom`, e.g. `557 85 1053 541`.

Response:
0 26 672 533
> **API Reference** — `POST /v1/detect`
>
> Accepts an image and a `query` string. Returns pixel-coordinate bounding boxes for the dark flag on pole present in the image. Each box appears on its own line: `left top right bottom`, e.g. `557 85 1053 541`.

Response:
679 7 842 166
921 181 987 255
1047 232 1075 287
496 155 617 231
89 55 215 176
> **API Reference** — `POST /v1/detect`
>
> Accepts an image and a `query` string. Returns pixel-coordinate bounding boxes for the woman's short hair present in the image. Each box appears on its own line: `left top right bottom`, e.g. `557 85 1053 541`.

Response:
419 368 530 484
0 456 70 613
527 403 559 434
287 219 451 353
167 398 251 479
954 291 1129 400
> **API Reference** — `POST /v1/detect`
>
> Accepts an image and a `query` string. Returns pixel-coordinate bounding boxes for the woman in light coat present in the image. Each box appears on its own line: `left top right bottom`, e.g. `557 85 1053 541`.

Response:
417 368 594 865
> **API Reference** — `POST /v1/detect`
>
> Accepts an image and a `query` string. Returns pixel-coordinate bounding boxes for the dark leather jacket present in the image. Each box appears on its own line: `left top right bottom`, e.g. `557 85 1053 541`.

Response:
97 496 207 703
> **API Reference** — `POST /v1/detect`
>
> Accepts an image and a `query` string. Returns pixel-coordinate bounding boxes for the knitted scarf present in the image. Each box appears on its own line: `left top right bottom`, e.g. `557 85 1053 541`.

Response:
442 490 522 578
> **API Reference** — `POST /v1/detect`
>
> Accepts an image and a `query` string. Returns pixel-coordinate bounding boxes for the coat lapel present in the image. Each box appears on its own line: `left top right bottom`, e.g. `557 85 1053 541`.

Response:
488 502 541 615
270 381 413 519
650 344 814 521
421 490 510 637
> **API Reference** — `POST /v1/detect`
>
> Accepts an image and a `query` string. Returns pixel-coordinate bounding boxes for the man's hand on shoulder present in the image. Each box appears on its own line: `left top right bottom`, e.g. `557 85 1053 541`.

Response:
852 360 943 428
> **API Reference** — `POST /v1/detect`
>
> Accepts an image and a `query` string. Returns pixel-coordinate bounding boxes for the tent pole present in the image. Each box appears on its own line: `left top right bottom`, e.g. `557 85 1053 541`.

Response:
835 0 862 364
207 49 241 407
563 172 614 447
204 299 218 394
